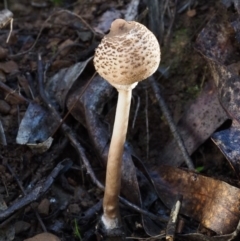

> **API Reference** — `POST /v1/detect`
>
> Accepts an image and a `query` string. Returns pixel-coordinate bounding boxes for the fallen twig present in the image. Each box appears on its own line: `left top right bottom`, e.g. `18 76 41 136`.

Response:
0 160 65 221
10 9 101 58
0 81 29 104
149 77 194 169
6 163 47 232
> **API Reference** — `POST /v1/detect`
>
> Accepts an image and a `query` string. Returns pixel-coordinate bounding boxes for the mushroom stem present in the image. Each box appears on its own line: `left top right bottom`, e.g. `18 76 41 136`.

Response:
93 19 160 236
102 86 134 228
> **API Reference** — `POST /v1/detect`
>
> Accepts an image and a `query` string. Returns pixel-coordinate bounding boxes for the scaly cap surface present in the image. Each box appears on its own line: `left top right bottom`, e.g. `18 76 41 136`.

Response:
94 19 161 86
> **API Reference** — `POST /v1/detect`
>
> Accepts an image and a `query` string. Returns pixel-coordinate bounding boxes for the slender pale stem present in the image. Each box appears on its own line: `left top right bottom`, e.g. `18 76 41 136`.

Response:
102 88 132 227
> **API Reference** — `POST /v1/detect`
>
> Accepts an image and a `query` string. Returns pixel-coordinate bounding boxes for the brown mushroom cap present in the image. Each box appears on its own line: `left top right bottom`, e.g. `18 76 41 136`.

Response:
93 19 161 86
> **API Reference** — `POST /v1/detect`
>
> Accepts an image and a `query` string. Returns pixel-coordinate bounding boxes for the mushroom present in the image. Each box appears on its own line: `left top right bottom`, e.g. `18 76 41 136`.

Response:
93 19 160 232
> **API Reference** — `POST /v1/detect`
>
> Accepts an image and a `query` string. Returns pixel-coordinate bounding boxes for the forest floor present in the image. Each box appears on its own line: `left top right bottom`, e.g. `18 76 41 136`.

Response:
0 0 239 241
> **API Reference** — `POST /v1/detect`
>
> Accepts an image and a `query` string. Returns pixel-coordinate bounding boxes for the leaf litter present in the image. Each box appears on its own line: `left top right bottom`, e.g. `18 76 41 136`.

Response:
1 0 240 241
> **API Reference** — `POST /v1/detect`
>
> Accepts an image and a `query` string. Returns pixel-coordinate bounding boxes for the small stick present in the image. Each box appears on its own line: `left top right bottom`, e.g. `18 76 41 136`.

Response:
3 0 7 9
6 163 47 232
164 0 177 45
145 89 149 161
149 77 194 170
0 161 65 222
0 210 22 229
0 81 29 104
10 9 100 58
166 199 181 241
132 95 140 129
119 197 168 223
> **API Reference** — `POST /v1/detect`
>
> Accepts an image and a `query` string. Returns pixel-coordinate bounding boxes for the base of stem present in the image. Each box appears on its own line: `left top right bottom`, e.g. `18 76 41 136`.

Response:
96 215 125 240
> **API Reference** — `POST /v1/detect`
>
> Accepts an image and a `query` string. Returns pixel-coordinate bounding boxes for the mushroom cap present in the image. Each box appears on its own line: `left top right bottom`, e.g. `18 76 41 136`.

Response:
93 19 161 86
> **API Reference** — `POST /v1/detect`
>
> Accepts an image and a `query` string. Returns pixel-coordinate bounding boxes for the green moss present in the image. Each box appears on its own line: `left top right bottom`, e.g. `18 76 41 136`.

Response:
161 27 190 72
186 85 200 98
73 219 82 240
50 0 63 6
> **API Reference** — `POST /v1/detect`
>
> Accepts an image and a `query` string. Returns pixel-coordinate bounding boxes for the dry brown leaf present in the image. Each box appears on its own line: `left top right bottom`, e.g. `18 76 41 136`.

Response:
37 198 50 215
51 60 73 71
151 165 240 234
24 233 61 241
0 69 6 82
58 39 75 56
0 61 19 74
46 38 62 49
187 9 197 17
158 83 227 167
14 221 31 234
212 120 240 176
195 13 240 178
0 47 7 60
0 100 11 114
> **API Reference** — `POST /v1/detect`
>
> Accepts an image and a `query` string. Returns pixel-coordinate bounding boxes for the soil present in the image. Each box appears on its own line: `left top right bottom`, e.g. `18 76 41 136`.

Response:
0 0 236 241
